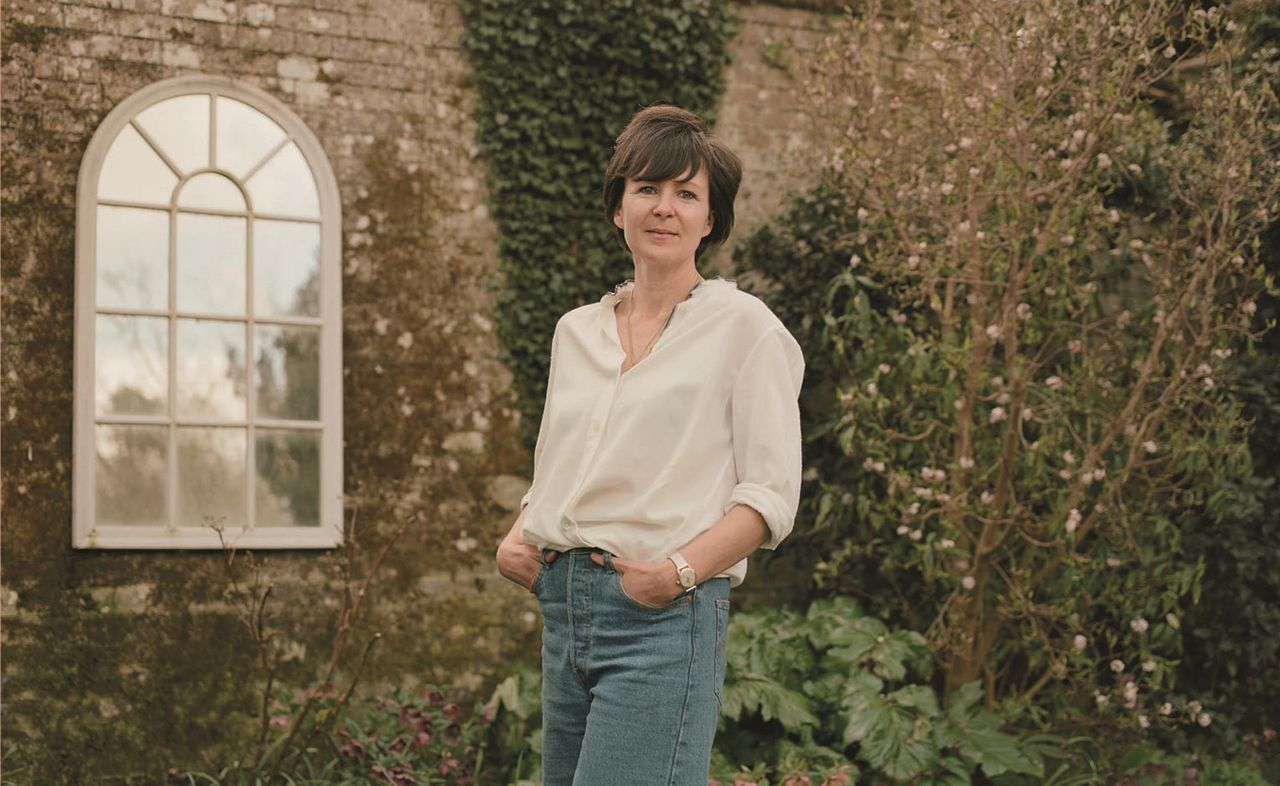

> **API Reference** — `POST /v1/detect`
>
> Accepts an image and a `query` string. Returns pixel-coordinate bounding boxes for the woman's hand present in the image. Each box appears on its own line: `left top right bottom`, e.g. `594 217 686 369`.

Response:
592 554 683 608
496 536 553 592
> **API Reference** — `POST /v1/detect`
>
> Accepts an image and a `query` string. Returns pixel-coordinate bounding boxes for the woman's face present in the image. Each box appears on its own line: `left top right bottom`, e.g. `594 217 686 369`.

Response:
613 167 713 267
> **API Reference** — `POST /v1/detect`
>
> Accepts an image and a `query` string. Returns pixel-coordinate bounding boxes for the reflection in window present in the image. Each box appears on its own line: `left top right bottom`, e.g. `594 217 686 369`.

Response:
176 212 247 315
96 206 168 310
256 429 320 527
78 78 338 547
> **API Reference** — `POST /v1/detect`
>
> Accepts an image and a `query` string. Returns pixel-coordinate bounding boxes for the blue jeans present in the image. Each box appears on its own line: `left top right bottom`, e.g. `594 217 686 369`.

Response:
533 548 730 786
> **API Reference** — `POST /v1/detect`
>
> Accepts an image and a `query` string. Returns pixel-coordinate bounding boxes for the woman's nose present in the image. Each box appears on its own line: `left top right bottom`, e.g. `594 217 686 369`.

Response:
653 190 675 215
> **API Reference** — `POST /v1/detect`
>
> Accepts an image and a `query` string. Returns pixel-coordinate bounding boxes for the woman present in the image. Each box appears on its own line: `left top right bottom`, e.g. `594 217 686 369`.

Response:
496 105 804 785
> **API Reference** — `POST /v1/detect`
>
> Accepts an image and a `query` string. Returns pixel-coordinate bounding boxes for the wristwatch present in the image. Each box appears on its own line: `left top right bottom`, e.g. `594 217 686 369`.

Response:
668 552 697 590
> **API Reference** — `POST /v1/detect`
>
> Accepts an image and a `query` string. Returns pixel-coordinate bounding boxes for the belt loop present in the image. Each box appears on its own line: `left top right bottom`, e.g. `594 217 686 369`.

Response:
599 550 616 572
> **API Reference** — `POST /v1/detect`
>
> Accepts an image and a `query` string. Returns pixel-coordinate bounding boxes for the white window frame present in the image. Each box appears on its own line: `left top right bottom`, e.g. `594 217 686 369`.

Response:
73 75 343 549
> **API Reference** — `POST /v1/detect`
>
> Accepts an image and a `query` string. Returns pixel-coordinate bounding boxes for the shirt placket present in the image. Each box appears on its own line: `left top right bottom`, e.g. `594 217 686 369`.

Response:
557 367 624 537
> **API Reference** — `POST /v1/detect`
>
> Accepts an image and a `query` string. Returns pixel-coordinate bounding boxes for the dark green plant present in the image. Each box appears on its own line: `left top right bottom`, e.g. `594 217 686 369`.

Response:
459 0 737 450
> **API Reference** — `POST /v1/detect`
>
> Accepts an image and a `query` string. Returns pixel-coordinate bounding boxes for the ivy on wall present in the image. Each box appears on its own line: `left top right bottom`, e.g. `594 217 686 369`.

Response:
460 0 737 450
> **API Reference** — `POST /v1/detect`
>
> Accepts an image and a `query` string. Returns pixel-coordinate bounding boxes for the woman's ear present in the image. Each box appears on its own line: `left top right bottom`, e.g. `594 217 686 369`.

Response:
702 212 714 238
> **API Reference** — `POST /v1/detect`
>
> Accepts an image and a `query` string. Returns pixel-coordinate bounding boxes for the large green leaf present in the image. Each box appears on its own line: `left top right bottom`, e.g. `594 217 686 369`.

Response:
841 677 940 779
721 673 819 729
937 682 1042 777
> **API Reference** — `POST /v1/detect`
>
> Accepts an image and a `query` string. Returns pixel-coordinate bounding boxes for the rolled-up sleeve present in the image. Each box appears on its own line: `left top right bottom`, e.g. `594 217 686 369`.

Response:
727 327 805 550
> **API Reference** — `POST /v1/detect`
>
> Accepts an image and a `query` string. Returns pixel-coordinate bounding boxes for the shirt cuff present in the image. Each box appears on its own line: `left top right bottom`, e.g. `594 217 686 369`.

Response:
727 482 795 550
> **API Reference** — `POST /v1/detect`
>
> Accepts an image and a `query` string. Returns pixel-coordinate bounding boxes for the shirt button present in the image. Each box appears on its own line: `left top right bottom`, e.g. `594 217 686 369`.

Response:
560 515 573 531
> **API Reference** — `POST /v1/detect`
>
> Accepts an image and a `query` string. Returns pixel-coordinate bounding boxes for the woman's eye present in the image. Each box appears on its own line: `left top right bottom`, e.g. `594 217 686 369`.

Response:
679 190 697 199
637 185 657 194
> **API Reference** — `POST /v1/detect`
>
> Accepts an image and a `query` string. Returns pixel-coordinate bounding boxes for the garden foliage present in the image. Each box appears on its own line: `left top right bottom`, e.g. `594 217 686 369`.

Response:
459 0 737 449
736 0 1278 750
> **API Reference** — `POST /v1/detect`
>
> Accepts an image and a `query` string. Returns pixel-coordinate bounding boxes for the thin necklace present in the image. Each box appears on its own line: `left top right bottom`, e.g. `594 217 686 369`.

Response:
624 274 703 369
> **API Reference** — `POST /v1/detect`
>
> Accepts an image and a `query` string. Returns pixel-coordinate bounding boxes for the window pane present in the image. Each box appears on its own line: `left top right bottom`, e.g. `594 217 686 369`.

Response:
96 206 168 310
134 94 210 175
246 142 320 219
96 315 167 416
215 96 286 179
176 172 245 212
255 325 319 421
255 429 319 527
98 123 178 206
176 212 246 315
253 220 320 317
176 319 246 419
176 426 245 529
96 425 167 527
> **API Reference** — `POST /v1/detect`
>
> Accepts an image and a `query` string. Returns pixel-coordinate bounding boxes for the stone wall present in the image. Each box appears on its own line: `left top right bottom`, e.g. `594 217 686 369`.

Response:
0 1 829 780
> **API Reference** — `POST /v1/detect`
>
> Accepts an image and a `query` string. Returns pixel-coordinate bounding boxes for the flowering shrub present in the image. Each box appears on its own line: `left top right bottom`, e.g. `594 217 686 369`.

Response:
737 0 1279 741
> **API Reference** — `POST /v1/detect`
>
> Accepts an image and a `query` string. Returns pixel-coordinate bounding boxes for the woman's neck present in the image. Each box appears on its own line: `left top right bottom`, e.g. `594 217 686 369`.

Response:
629 263 703 319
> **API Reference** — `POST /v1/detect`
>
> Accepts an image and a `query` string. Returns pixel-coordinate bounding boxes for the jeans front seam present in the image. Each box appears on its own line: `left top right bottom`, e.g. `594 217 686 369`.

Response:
665 587 699 786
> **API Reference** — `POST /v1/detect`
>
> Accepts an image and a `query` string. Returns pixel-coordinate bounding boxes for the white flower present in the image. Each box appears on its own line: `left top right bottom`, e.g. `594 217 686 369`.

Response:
1044 286 1057 296
958 220 972 233
1060 234 1076 245
857 207 869 221
1129 163 1143 175
878 363 891 375
1016 302 1032 320
907 502 921 515
1068 339 1083 354
939 538 955 548
841 492 855 505
990 375 1004 387
1188 700 1202 715
913 486 935 500
1065 508 1082 533
1063 451 1077 465
1142 660 1157 672
1108 209 1121 223
959 136 973 149
1110 659 1126 673
961 575 976 590
1107 557 1122 568
980 490 995 505
866 382 879 395
1131 617 1149 633
1164 45 1177 58
1139 714 1151 729
1198 712 1212 727
893 311 908 325
1097 153 1112 168
897 525 910 535
1124 681 1139 703
849 254 862 268
803 467 819 481
1046 375 1063 390
1203 377 1215 390
1073 634 1088 650
1095 691 1109 707
1243 301 1257 315
1159 702 1174 716
989 407 1007 424
968 166 980 177
997 391 1011 405
1143 440 1158 454
940 182 955 195
907 254 921 269
1059 469 1073 480
909 529 923 541
959 456 975 469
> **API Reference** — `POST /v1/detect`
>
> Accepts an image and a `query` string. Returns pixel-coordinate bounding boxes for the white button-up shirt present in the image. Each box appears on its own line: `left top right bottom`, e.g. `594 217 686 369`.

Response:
519 278 804 586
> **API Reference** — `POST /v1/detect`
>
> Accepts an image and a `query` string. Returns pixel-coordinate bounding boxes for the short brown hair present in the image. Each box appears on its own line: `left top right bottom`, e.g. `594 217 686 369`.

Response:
602 105 743 259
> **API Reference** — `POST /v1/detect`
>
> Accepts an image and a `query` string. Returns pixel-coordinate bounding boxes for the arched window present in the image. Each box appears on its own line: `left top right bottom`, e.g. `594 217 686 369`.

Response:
73 76 343 549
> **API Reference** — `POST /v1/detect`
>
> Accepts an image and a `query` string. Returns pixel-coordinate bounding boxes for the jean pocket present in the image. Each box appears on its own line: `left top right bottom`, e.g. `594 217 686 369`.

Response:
530 562 548 596
614 572 683 612
713 597 730 707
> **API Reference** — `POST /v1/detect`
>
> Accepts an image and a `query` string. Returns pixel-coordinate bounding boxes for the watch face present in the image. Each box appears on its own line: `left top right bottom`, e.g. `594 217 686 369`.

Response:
678 567 697 588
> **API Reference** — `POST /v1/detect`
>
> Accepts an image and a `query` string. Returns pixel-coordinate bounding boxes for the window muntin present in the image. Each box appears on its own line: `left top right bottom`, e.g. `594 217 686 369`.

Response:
76 78 341 548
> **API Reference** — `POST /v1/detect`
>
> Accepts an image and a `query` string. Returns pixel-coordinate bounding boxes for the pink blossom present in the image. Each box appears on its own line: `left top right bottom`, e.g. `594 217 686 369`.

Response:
989 407 1007 424
1073 634 1088 650
961 575 976 590
1110 659 1126 673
